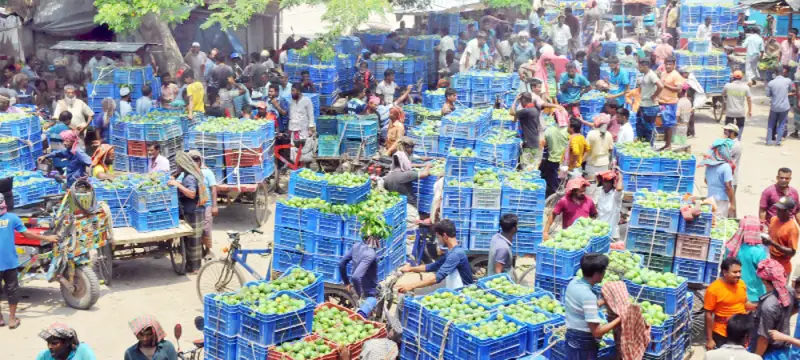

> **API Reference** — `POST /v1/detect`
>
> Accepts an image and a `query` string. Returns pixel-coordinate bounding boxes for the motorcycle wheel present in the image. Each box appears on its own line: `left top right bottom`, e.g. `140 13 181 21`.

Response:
61 265 100 310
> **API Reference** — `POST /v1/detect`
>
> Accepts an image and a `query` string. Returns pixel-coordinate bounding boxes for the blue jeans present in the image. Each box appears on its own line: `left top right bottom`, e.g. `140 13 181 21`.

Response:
357 296 378 318
767 110 789 145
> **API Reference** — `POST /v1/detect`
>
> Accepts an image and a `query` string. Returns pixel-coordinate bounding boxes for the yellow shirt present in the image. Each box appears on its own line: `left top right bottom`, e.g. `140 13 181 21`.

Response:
386 122 405 151
187 81 205 113
703 279 747 337
92 165 113 177
565 134 589 170
658 70 685 105
667 8 679 28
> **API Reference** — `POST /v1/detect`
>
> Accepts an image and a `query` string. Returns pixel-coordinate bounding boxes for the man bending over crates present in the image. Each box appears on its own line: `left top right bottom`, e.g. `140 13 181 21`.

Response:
339 234 381 318
395 219 474 292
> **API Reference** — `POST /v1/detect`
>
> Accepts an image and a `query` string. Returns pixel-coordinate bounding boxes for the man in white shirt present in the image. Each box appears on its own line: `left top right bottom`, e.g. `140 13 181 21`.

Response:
551 15 572 56
288 84 316 140
616 108 634 144
119 87 133 118
184 42 207 85
529 8 544 36
459 31 488 72
437 29 457 69
696 16 713 42
596 0 610 16
148 144 171 173
52 84 93 130
84 53 114 80
375 70 398 105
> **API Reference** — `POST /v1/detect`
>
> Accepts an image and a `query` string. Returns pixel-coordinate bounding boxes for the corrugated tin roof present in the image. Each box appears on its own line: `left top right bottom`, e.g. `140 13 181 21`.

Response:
50 41 159 53
739 0 800 12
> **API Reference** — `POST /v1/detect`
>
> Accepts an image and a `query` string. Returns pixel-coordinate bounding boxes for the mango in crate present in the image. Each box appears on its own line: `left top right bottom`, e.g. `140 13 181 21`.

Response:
317 317 379 345
245 293 306 315
483 276 534 297
530 296 564 314
499 301 550 324
274 337 335 360
461 285 504 307
313 306 351 332
435 301 491 324
623 267 685 289
465 314 519 340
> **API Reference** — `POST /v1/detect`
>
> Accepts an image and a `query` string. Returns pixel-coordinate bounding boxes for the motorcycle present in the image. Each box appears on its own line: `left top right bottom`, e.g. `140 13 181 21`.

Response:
174 316 205 360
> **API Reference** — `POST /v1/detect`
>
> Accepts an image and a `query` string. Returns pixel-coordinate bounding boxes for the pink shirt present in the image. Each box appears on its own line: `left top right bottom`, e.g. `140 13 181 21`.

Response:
553 196 598 228
780 39 800 65
760 184 800 223
654 44 674 65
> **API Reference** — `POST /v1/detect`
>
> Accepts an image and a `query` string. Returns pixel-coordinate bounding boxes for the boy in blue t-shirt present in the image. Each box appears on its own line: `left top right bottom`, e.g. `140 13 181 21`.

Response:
0 193 57 329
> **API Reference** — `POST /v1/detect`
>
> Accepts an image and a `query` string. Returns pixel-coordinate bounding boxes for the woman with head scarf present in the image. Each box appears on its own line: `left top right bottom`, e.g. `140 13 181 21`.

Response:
38 130 91 187
36 322 96 360
90 144 115 180
124 315 177 360
168 152 208 272
90 97 116 145
725 216 769 302
701 139 737 218
385 107 406 154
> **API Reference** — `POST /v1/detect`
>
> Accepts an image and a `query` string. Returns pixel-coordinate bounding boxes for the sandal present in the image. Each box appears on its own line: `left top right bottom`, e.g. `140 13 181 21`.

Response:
0 319 6 327
8 318 20 330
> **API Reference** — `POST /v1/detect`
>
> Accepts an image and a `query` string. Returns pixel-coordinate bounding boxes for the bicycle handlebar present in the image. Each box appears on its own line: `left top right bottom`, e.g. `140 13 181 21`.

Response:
227 228 263 239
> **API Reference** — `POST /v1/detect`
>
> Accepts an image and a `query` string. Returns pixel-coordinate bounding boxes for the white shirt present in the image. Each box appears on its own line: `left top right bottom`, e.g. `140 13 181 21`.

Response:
288 95 315 132
585 129 614 167
596 0 610 14
730 139 741 186
376 81 398 105
460 38 482 72
279 51 288 67
529 12 541 28
84 56 114 76
120 100 133 118
438 35 456 68
539 44 555 56
53 98 93 129
149 155 170 173
592 187 623 238
551 24 572 47
617 123 634 144
696 24 713 42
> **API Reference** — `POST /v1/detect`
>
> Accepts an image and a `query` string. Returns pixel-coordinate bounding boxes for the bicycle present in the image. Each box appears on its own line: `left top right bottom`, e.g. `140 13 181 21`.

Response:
195 228 268 301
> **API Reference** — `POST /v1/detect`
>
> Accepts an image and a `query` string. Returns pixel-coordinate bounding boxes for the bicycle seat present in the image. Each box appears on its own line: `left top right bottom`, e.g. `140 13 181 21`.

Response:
192 339 204 348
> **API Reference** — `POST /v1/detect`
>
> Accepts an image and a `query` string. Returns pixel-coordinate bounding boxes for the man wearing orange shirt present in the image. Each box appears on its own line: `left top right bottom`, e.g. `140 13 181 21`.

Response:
658 57 685 151
704 258 753 350
764 196 799 277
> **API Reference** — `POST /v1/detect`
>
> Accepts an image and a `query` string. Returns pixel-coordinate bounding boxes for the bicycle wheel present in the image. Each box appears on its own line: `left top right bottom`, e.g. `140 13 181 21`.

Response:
196 259 247 302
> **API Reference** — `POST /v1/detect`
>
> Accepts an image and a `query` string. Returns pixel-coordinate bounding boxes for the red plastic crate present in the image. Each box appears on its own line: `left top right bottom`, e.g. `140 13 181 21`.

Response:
674 235 710 261
224 149 266 167
127 140 148 157
267 334 339 360
320 314 388 360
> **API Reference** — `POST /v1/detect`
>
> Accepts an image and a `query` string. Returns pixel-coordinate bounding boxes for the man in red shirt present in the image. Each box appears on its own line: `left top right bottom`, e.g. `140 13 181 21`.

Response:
760 167 800 226
543 177 598 240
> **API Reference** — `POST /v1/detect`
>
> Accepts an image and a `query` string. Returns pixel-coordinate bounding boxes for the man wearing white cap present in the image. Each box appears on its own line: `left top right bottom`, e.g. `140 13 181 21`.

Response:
184 42 207 85
52 84 93 130
260 49 275 71
119 87 133 118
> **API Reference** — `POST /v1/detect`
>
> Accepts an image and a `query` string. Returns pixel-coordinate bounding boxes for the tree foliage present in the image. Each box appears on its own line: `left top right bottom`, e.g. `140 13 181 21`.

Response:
483 0 531 12
93 0 203 33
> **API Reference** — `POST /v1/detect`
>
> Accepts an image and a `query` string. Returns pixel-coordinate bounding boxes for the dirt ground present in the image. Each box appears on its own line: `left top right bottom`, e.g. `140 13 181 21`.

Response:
2 85 799 359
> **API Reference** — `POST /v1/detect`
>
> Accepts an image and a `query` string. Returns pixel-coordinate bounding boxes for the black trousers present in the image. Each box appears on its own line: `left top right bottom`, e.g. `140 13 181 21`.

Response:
540 159 560 198
0 269 19 305
712 332 728 349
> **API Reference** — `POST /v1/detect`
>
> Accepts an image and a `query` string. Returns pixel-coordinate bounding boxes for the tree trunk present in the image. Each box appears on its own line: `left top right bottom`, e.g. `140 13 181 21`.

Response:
140 13 184 76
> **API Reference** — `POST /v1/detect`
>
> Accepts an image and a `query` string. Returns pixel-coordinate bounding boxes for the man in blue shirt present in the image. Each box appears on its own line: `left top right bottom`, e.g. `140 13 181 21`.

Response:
38 130 92 187
564 253 621 359
0 193 57 329
396 219 474 292
559 63 590 115
488 214 516 276
703 139 737 218
606 56 630 107
339 237 380 317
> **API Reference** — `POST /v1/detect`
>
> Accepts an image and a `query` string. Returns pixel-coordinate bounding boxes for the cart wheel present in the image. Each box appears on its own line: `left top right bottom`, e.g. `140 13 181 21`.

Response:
93 242 113 286
712 97 724 122
469 255 489 280
170 238 187 275
61 265 100 310
196 259 246 302
324 285 357 309
254 182 272 227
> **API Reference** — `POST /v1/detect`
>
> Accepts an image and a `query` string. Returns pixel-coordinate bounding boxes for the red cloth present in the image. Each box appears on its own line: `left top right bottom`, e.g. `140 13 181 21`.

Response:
534 54 570 98
726 216 763 258
757 258 792 307
601 281 651 360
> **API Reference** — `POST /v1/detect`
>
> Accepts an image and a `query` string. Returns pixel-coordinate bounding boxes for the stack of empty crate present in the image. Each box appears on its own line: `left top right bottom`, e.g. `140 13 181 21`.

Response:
110 114 183 173
672 202 716 284
406 36 438 88
355 31 388 50
336 36 362 93
0 112 42 172
187 118 275 186
337 114 379 157
285 51 340 108
451 71 513 108
89 65 160 115
500 177 546 255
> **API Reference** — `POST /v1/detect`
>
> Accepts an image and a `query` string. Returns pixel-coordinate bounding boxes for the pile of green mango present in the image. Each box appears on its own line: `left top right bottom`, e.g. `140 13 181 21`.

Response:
448 147 476 157
711 218 739 241
499 301 550 324
194 117 263 133
484 129 518 144
272 337 335 360
623 267 686 289
659 150 693 161
464 314 520 340
617 142 658 159
634 189 681 209
315 316 380 345
473 169 501 189
461 285 504 307
483 276 534 297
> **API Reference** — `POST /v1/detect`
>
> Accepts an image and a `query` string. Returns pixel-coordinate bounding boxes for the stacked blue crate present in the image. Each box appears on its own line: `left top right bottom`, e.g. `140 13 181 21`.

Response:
0 114 40 171
501 178 546 255
680 4 704 36
338 114 379 157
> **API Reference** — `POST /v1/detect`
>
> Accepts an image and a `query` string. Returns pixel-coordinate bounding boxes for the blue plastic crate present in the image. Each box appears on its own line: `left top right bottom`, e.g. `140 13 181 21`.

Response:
401 333 434 360
316 235 343 256
672 257 706 284
226 164 269 185
707 239 724 263
658 176 694 194
109 206 132 228
504 307 561 354
273 226 317 253
236 337 268 360
204 329 238 360
659 157 697 177
272 266 324 303
313 256 343 283
454 313 528 360
223 130 266 151
203 293 242 336
470 75 492 92
132 188 178 212
475 140 520 167
445 156 476 180
625 228 677 257
113 153 129 172
128 155 148 174
274 202 320 233
590 235 611 253
619 154 660 173
438 137 476 154
338 119 378 139
318 212 344 237
187 131 225 150
442 185 473 209
468 230 496 251
704 261 719 284
130 207 179 232
144 122 182 142
625 280 688 315
687 40 710 54
237 291 314 346
428 299 491 354
678 212 713 237
340 136 378 157
452 74 471 89
327 178 370 205
113 65 153 84
513 231 541 255
535 244 586 279
287 170 328 200
629 205 681 233
382 196 407 228
647 317 674 356
500 180 546 211
470 209 500 231
534 274 571 302
622 173 659 192
272 249 313 274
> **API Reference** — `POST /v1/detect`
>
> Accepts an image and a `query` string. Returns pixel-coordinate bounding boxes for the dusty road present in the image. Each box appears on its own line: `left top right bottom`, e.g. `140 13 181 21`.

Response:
2 85 798 359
